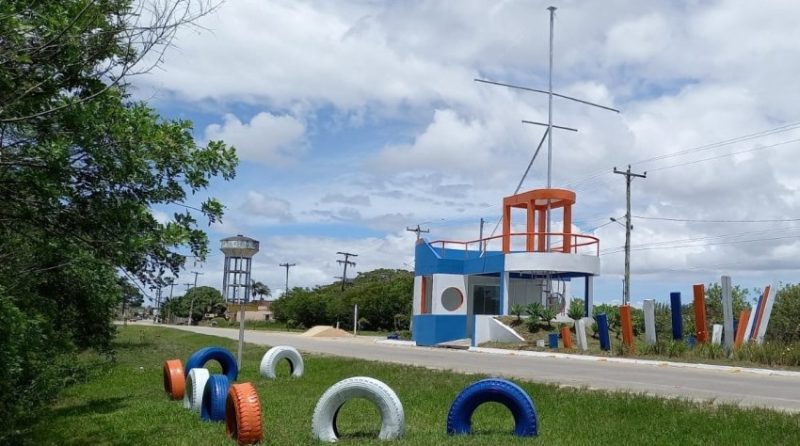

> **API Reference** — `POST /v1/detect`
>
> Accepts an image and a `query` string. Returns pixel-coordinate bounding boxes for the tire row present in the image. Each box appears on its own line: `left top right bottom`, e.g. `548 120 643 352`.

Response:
163 345 538 444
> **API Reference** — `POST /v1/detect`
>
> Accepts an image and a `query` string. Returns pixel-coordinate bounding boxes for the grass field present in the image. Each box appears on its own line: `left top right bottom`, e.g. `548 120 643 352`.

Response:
27 326 800 445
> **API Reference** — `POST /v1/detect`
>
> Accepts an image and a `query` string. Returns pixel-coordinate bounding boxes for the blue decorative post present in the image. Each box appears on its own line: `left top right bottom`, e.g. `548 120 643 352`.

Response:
597 313 611 351
548 333 559 349
670 292 683 340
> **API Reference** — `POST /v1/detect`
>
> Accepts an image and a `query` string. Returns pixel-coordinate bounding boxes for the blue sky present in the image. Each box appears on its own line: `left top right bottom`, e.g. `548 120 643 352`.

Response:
137 0 800 306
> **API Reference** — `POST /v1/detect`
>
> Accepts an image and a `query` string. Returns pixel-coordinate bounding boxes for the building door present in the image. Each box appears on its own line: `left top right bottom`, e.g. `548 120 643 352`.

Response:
472 285 500 315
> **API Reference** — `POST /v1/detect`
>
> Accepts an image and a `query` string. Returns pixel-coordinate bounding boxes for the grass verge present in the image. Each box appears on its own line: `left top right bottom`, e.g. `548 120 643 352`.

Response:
27 326 800 445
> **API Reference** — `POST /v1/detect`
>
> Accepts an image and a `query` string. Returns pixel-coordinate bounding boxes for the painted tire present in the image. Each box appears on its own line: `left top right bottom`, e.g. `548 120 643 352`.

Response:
185 347 238 382
447 378 538 437
225 382 264 445
201 374 230 422
259 346 304 379
163 359 185 400
312 377 405 442
183 368 210 412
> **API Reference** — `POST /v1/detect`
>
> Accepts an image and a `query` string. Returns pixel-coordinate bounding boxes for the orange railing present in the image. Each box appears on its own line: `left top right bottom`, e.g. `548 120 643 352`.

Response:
429 232 599 258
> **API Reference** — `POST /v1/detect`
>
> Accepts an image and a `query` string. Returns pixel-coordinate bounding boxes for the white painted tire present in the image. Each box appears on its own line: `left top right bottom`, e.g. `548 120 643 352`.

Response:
260 346 304 379
183 367 210 412
312 377 405 442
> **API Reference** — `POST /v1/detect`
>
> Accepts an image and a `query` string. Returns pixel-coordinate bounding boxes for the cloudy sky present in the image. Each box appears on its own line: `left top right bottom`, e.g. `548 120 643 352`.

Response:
139 0 800 306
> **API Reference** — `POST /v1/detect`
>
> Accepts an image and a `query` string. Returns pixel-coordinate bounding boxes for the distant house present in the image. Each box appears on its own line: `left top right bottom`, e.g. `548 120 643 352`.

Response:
227 301 274 321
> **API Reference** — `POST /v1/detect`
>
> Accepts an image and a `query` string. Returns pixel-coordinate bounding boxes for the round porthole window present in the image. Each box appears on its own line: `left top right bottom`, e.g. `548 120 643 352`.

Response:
441 287 463 311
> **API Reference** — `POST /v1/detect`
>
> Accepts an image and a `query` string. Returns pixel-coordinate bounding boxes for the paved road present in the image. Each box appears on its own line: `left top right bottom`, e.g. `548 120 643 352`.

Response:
158 323 800 412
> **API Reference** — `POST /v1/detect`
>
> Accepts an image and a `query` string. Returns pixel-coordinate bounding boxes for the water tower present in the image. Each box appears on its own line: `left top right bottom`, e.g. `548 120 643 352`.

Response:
221 234 259 367
221 234 260 304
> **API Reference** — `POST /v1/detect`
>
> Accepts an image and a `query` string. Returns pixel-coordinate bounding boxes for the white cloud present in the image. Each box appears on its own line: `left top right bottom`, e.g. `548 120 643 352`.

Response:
205 112 306 165
135 1 800 299
242 191 294 223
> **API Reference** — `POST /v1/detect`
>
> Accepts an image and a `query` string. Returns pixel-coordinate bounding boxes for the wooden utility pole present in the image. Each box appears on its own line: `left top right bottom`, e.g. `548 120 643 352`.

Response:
613 165 646 306
279 262 296 296
336 252 357 291
406 224 429 240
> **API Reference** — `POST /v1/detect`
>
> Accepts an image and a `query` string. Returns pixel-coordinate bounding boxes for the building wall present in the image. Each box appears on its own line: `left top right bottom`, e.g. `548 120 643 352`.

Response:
431 274 467 315
508 277 545 308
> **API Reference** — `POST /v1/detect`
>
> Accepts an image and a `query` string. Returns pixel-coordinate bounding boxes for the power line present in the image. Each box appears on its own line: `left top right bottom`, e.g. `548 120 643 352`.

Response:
601 230 800 255
566 121 800 191
633 215 800 223
601 225 800 253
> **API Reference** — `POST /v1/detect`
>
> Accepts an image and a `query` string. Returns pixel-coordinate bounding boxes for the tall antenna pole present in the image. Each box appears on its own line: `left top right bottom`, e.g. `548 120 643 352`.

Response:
546 5 556 252
613 165 647 306
279 262 296 296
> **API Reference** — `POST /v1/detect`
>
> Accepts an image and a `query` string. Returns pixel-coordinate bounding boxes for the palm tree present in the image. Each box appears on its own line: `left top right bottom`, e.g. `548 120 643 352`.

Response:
251 281 271 302
510 304 525 322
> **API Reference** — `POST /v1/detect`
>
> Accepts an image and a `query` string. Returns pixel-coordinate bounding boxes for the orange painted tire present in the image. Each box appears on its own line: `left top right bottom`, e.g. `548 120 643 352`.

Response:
225 382 263 445
163 359 186 400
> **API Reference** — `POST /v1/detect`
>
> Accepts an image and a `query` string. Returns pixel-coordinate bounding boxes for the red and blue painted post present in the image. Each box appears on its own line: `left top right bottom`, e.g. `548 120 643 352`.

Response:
693 284 708 344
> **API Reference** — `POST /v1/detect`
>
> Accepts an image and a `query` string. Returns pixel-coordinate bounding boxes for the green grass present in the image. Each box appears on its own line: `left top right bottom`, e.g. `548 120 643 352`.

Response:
27 327 800 445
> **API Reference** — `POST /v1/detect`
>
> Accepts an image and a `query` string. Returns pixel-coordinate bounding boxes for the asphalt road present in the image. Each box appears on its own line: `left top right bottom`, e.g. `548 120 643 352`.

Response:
157 323 800 412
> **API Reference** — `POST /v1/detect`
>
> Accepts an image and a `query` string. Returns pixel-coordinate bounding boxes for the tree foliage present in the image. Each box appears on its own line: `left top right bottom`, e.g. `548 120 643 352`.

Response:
271 269 413 331
164 286 226 324
766 283 800 343
0 0 231 436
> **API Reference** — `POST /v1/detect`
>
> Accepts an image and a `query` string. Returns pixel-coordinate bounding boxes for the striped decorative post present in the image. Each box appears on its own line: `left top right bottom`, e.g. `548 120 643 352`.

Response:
734 309 750 349
754 285 775 345
693 284 708 344
670 292 683 340
597 313 611 351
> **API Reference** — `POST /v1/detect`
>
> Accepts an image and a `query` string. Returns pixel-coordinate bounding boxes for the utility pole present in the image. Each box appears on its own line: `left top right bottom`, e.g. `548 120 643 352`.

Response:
613 165 647 306
405 224 429 241
336 252 357 291
279 262 296 296
183 282 192 292
479 218 486 253
191 271 203 288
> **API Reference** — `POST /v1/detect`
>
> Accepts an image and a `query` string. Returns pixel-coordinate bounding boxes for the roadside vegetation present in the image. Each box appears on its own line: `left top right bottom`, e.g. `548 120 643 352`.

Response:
26 327 800 445
496 282 800 368
270 269 413 333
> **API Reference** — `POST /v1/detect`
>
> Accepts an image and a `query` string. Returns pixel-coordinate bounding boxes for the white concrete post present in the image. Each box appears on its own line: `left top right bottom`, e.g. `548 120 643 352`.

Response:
721 275 734 351
576 318 589 351
643 299 656 344
711 324 722 345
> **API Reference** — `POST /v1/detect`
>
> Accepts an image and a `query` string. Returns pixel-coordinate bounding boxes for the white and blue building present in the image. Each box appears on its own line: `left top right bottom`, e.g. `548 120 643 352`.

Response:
411 188 600 346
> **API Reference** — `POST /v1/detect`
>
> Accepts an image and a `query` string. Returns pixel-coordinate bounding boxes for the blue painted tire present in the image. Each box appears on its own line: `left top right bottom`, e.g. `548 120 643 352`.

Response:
201 374 230 421
185 347 239 382
446 378 538 437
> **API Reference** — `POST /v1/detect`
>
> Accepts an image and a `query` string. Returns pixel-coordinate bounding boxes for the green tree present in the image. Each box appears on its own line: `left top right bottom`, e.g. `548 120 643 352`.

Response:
0 0 229 435
766 283 800 343
251 281 271 301
183 287 226 324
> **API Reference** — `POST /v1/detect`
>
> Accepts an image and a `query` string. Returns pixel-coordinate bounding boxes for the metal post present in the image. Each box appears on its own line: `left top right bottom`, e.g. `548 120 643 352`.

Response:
353 304 358 336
